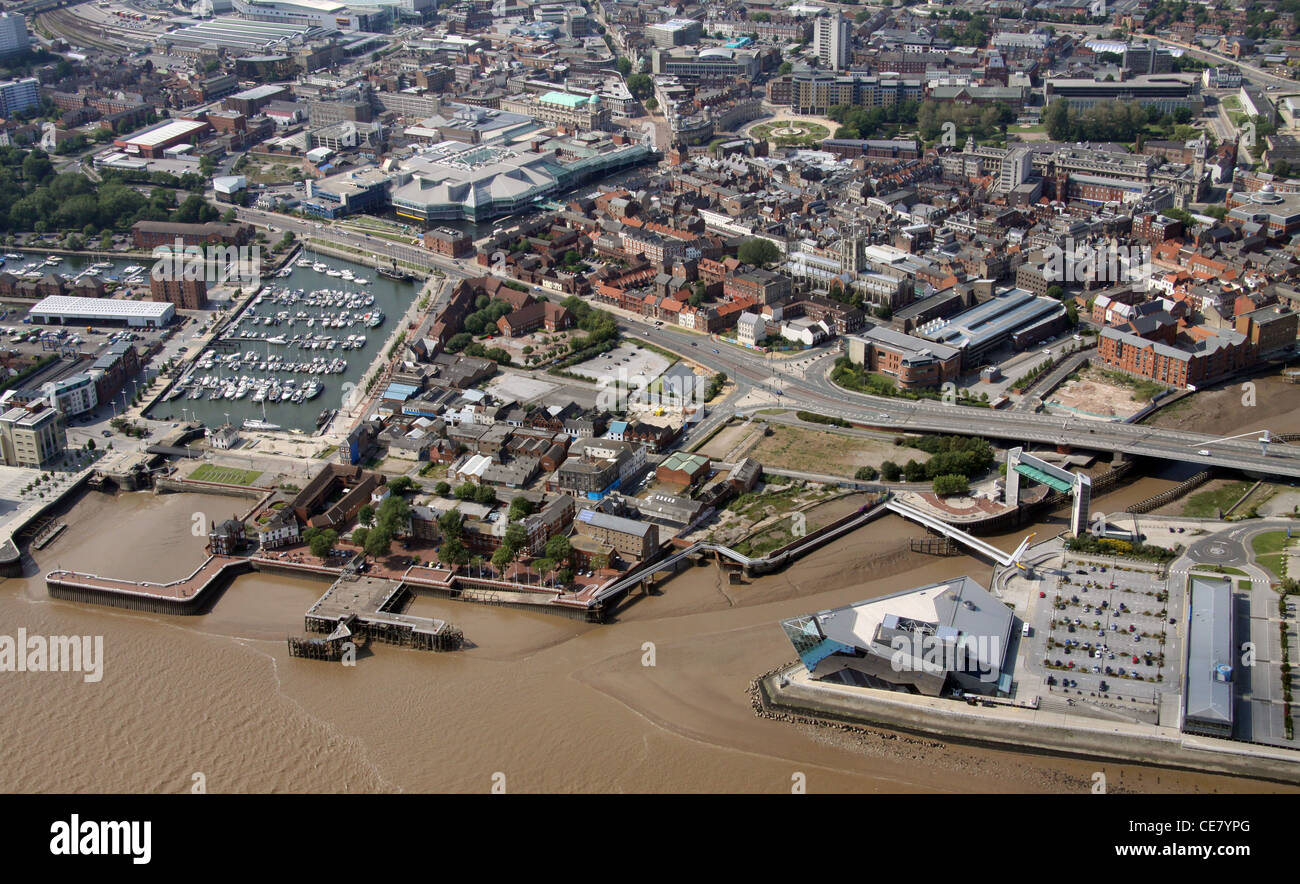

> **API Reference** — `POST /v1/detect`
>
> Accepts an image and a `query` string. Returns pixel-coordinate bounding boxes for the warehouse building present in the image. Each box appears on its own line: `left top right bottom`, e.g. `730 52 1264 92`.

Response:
916 288 1067 361
1182 576 1234 738
573 507 659 562
114 119 211 159
28 296 175 328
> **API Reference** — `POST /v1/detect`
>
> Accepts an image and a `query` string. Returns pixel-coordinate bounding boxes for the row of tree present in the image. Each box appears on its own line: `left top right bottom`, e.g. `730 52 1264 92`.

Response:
1043 99 1193 145
0 151 215 236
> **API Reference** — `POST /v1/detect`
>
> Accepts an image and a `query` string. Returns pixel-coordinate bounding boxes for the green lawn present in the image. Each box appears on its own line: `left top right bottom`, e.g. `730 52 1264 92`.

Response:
1181 480 1256 518
1252 530 1294 580
189 464 264 486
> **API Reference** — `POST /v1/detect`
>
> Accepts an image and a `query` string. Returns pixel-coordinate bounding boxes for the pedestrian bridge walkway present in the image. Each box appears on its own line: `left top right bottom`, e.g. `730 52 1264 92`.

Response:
592 501 892 603
883 499 1031 567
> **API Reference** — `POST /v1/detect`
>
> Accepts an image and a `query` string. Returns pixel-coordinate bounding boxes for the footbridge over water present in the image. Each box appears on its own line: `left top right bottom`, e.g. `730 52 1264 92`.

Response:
882 499 1032 567
592 501 893 604
593 495 1035 609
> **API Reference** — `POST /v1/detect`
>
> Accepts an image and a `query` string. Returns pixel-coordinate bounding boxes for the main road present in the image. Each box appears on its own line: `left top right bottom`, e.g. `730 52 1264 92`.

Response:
623 316 1300 478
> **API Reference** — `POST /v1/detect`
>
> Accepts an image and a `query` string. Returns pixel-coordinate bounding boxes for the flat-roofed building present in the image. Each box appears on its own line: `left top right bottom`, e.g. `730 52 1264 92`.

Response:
1182 576 1234 738
0 77 37 117
652 47 761 81
0 12 30 59
150 276 208 311
0 401 65 469
1044 74 1202 115
647 18 702 49
223 84 289 116
114 119 211 159
28 296 174 328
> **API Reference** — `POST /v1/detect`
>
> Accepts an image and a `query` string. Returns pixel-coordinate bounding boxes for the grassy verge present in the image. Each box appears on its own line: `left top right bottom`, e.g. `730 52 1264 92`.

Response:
1192 564 1250 577
1182 480 1255 518
1252 530 1293 580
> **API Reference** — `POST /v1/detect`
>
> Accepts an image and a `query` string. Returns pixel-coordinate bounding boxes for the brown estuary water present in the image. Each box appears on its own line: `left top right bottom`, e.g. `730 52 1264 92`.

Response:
0 474 1291 794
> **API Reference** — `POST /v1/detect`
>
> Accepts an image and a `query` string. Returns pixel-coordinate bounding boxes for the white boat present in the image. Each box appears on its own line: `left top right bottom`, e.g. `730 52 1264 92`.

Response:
243 419 282 431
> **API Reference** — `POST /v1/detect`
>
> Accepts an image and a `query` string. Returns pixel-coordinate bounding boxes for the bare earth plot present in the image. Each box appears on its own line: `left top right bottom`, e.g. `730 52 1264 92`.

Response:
1046 368 1152 421
748 425 926 478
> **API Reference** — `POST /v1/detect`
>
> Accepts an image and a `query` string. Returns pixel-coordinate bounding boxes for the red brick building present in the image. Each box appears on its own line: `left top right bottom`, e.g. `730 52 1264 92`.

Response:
150 276 208 310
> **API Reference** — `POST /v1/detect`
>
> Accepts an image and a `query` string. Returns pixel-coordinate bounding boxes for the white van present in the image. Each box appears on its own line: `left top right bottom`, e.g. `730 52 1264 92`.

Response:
1021 622 1032 638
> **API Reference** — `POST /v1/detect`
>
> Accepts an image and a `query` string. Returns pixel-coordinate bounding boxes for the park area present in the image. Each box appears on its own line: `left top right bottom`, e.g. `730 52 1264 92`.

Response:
747 118 831 147
188 464 264 486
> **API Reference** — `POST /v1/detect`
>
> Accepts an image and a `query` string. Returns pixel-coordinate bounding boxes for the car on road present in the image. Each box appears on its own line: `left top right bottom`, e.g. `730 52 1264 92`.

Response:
101 430 111 437
1197 448 1210 456
711 348 719 354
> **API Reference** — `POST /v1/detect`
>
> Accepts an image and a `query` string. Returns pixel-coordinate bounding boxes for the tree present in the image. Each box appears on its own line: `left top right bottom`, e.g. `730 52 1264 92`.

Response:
86 438 95 451
854 466 879 481
533 557 555 578
434 481 451 496
508 496 535 522
880 460 902 482
737 238 780 267
439 535 470 566
351 526 370 549
616 56 632 77
387 476 417 495
932 474 970 496
364 525 393 558
358 504 375 526
626 73 654 100
504 522 528 554
1044 285 1065 301
308 528 338 560
474 484 497 505
545 534 571 563
455 482 478 500
438 507 463 539
491 545 514 570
